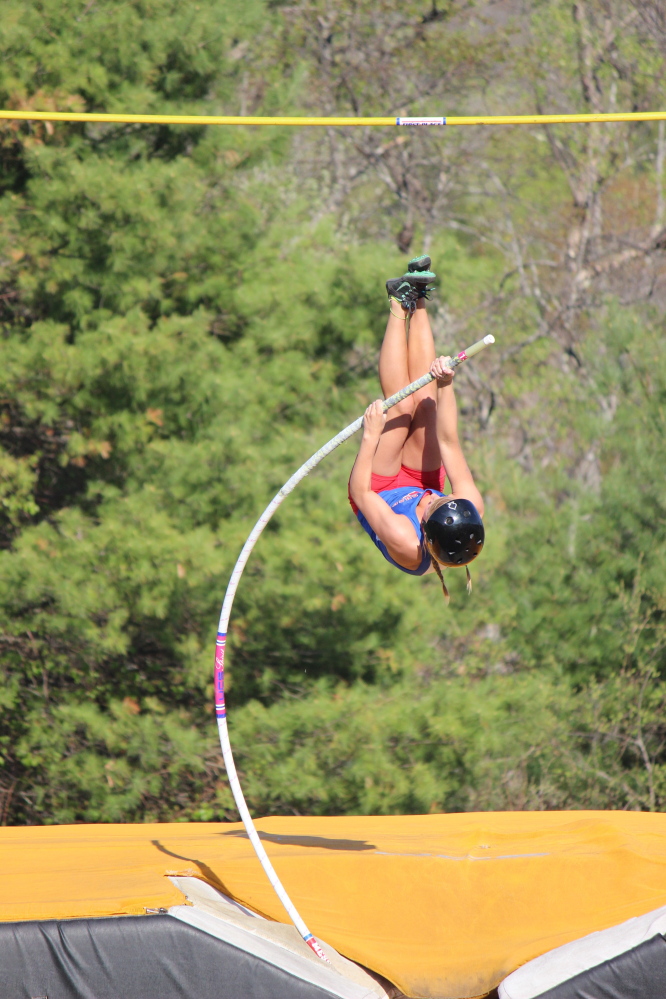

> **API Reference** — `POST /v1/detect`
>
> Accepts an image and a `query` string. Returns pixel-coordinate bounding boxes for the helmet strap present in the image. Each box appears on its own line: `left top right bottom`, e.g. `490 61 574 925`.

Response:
466 566 472 594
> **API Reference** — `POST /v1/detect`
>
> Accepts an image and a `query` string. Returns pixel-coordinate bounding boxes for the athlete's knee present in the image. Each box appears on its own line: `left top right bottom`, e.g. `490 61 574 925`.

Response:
392 396 415 419
412 395 436 423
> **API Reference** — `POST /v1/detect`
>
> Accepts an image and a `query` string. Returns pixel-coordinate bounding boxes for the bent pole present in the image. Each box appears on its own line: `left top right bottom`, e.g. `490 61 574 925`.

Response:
214 334 495 960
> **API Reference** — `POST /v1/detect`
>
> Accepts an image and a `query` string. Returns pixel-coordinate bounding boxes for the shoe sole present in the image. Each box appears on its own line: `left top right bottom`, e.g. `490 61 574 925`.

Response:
401 270 435 286
408 255 431 272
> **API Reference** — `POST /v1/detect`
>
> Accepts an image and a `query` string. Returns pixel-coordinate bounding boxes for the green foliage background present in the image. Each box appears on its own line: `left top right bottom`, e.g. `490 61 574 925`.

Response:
1 0 665 825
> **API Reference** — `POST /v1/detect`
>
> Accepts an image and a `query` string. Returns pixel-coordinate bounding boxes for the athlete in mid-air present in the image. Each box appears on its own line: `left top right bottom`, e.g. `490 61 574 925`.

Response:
348 256 485 602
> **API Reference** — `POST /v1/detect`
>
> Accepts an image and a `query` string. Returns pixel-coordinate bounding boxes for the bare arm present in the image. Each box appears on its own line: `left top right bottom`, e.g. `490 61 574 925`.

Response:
349 401 423 566
431 356 485 517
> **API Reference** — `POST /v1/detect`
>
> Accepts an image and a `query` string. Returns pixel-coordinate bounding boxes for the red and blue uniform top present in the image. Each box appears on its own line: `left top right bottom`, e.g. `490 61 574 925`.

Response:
355 486 444 575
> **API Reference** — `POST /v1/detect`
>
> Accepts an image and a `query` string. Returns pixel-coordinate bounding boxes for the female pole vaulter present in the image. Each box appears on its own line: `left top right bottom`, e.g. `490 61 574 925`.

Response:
348 256 485 602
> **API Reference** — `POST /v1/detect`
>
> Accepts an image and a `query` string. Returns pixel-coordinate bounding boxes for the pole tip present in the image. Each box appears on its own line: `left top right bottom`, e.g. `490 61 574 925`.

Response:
483 335 495 344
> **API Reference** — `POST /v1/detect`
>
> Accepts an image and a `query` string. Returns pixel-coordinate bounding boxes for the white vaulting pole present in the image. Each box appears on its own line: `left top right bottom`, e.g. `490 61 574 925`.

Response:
214 334 495 960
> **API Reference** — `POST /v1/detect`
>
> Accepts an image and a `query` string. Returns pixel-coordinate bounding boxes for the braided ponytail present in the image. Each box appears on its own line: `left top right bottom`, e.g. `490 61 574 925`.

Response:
425 538 450 605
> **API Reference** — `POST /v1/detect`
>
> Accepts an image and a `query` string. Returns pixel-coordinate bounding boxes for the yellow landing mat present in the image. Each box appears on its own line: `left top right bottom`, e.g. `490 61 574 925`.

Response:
4 811 666 999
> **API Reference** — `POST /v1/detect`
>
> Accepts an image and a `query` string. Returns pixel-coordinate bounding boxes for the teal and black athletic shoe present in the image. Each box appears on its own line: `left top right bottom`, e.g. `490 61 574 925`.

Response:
386 278 420 312
407 254 432 273
402 255 436 297
402 268 436 288
403 259 436 286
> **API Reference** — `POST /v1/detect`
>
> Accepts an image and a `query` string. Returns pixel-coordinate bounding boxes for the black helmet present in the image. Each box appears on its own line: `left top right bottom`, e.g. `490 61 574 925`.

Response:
423 498 484 568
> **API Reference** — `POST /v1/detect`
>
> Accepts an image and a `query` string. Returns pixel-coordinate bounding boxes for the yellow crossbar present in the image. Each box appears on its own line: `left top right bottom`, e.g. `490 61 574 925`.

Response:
0 110 666 127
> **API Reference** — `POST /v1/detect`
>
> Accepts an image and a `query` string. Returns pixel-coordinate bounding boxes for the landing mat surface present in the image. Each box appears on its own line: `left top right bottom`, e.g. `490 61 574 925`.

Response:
4 811 666 998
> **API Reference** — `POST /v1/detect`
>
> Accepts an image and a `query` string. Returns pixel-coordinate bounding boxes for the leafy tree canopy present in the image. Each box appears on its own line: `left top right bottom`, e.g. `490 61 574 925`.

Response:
0 0 665 825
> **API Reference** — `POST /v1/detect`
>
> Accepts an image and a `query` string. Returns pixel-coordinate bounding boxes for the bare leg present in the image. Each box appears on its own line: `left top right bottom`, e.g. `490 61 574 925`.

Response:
401 299 441 471
371 301 415 476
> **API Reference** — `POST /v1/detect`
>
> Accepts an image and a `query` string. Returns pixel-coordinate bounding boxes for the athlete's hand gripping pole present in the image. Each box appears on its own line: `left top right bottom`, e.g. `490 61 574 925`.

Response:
378 334 495 415
213 333 495 962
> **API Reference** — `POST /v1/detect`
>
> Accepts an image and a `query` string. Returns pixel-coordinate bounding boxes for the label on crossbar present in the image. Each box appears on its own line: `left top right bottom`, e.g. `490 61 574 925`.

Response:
396 117 446 126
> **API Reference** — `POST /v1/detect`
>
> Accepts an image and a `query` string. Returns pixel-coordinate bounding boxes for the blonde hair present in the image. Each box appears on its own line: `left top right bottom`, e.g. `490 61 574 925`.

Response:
425 539 450 604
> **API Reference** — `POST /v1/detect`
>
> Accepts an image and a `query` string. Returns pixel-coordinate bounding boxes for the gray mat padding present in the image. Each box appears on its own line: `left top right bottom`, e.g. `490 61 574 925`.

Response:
533 934 666 999
0 913 343 999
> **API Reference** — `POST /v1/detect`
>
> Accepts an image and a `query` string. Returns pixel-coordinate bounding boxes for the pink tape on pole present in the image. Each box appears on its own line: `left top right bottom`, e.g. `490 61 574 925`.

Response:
214 633 227 719
305 935 329 961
